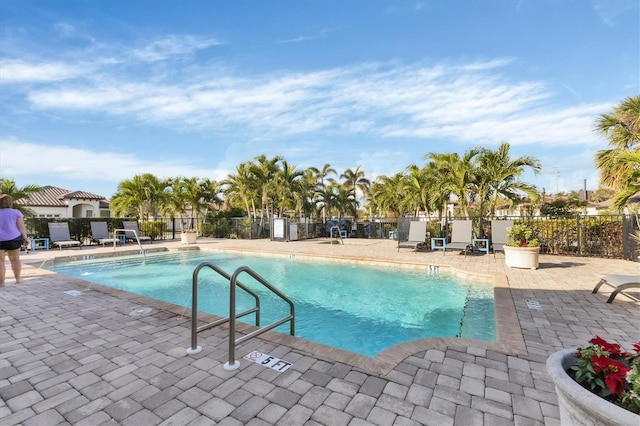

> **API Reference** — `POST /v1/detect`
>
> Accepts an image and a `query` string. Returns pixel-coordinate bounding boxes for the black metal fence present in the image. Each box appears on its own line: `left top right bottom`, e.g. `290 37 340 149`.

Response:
24 214 638 261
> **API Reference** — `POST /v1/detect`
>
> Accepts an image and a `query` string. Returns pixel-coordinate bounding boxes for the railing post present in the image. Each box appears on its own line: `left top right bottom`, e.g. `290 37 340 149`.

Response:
186 266 202 354
576 215 581 256
224 269 240 371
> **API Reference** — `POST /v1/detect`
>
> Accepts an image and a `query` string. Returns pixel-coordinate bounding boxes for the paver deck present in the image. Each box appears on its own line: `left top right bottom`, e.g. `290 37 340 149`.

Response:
1 238 639 425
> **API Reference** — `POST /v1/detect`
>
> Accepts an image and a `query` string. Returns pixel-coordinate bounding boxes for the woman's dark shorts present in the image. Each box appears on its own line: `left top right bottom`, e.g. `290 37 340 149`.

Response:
0 237 24 250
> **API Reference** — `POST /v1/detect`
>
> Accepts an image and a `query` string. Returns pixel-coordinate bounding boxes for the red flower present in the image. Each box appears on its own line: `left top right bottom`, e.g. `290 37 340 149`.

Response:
591 355 631 397
589 336 623 356
633 342 640 353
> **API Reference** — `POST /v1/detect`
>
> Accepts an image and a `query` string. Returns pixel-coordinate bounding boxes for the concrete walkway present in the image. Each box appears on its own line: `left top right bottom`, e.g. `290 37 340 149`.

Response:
1 238 639 425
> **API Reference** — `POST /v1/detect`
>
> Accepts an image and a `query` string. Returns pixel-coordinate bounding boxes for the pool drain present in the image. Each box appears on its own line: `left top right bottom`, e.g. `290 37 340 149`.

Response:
129 307 153 317
526 300 543 310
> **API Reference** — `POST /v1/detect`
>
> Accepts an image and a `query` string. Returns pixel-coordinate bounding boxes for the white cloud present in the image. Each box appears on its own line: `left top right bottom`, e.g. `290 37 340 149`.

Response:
0 60 87 83
130 35 223 62
0 139 227 183
3 45 613 153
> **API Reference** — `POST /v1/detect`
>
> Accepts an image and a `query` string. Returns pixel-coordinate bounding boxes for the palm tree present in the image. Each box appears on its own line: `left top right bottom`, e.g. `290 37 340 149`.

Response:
340 166 371 223
222 162 258 218
405 165 430 217
250 155 283 223
110 174 170 219
371 173 412 218
198 178 223 219
477 142 542 218
274 160 304 217
426 149 480 218
309 163 336 222
0 178 43 217
595 95 640 208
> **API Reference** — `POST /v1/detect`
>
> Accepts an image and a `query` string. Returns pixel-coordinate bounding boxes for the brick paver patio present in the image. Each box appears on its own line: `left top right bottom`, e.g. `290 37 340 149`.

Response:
1 238 638 425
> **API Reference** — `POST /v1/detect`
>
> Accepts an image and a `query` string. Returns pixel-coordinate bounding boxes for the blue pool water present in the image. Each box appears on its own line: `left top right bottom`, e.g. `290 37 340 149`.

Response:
45 250 495 357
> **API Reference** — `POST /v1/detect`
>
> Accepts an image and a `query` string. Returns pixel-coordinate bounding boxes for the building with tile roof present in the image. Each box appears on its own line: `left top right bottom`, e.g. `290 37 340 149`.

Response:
14 185 111 218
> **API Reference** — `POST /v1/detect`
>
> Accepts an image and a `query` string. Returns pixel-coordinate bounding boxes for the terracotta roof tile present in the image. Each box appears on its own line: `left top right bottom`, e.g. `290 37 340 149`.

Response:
15 185 107 207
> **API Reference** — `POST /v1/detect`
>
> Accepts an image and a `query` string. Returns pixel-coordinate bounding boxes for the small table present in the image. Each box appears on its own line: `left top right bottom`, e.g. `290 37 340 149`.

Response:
431 237 446 252
472 238 489 254
30 238 50 252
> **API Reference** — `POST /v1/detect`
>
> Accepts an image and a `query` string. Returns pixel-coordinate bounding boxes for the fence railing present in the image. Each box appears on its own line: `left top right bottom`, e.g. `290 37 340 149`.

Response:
24 214 638 261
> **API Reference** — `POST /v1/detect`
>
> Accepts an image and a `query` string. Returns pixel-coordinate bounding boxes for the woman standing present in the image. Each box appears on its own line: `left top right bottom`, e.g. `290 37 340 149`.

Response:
0 194 29 285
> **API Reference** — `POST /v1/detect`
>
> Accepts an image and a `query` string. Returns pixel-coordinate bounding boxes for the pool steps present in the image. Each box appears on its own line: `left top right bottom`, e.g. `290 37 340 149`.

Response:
188 262 295 371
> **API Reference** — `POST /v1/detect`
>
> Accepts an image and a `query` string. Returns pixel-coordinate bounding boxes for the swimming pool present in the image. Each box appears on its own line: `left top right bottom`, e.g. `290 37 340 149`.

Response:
44 250 495 357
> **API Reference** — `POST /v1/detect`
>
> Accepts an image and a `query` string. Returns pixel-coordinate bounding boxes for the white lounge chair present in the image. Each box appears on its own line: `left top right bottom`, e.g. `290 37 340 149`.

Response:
398 221 427 252
90 221 118 247
48 222 81 250
442 220 473 255
592 274 640 303
122 221 152 243
491 220 514 258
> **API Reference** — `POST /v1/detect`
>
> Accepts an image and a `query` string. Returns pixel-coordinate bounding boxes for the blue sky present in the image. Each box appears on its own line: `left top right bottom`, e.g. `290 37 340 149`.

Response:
1 0 638 199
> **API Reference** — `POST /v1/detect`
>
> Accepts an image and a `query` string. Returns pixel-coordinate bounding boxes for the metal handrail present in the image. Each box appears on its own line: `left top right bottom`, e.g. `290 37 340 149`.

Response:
113 228 146 259
225 266 295 370
329 225 344 244
186 262 261 354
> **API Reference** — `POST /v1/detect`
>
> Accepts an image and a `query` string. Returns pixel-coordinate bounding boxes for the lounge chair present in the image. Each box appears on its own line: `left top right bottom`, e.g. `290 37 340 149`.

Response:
122 221 152 243
441 220 473 255
48 222 81 250
491 219 514 258
398 221 427 252
90 221 118 247
592 274 640 303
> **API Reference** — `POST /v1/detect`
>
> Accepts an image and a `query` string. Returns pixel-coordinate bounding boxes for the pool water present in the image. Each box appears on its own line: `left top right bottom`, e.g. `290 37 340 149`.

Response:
45 250 495 357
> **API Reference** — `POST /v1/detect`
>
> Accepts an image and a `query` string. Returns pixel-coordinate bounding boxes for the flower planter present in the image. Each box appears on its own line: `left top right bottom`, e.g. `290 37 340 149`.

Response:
503 245 540 269
546 349 639 426
181 233 197 244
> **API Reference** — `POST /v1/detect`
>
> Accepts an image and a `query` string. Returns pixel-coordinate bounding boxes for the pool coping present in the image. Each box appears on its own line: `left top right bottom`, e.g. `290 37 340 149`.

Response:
33 246 527 375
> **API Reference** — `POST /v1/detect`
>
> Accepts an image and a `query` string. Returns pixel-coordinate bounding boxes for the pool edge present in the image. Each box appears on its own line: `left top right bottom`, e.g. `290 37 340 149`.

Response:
31 246 527 375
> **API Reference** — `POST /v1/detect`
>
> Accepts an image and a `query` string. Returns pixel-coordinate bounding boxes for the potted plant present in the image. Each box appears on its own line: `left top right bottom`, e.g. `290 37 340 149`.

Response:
546 336 640 425
503 224 541 269
181 228 197 244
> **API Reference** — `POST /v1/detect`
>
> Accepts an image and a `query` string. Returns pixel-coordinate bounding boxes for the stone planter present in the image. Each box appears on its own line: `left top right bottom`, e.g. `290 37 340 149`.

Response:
181 233 197 244
503 245 540 269
546 349 639 426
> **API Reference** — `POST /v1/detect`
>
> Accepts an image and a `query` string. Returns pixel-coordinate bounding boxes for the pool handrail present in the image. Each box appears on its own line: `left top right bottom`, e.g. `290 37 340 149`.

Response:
225 266 295 370
186 262 261 355
113 228 146 259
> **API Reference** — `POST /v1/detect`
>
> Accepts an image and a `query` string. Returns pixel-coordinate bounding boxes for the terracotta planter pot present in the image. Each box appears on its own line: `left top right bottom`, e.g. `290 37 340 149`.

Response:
503 245 540 269
181 233 197 244
546 349 639 426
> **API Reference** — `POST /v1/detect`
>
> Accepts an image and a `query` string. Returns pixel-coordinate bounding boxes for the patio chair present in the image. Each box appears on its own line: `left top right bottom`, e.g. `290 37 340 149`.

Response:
592 274 640 303
397 221 427 252
90 221 118 247
122 221 152 243
491 219 514 258
443 220 473 256
48 222 81 250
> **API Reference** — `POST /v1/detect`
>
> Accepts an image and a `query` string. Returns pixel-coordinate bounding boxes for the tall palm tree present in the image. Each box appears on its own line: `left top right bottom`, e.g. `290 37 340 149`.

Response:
426 149 480 218
222 162 258 218
274 160 304 217
340 166 371 222
250 155 283 223
371 173 412 218
0 178 43 217
405 165 430 217
309 163 337 222
595 95 640 208
198 178 223 219
111 174 169 219
477 142 541 218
